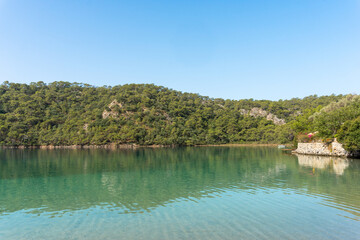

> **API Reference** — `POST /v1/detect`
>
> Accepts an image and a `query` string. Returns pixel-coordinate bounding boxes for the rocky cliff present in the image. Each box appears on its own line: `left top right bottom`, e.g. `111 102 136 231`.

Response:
240 108 286 125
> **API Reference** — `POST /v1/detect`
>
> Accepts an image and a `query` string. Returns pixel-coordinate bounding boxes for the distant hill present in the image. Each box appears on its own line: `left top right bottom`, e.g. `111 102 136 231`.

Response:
0 81 344 146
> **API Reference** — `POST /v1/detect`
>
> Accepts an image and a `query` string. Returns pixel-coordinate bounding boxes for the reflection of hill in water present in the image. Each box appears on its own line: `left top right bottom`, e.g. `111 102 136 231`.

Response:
297 155 350 175
0 147 359 218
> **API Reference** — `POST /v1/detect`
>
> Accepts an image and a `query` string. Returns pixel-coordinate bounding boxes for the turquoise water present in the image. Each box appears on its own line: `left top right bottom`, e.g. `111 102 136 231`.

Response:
0 147 359 239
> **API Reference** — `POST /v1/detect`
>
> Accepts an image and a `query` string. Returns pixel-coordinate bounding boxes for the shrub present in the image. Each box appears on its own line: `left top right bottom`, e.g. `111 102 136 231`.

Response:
337 117 360 152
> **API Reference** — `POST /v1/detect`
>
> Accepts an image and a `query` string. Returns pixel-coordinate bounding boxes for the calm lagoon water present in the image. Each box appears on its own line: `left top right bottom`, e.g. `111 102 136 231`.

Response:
0 147 359 240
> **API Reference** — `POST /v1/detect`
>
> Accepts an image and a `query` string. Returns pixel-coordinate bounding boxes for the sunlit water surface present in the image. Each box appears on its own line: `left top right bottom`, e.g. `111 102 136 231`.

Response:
0 147 359 239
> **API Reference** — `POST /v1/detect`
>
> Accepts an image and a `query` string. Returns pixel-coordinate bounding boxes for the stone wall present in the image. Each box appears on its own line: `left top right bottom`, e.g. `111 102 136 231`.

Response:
294 141 350 157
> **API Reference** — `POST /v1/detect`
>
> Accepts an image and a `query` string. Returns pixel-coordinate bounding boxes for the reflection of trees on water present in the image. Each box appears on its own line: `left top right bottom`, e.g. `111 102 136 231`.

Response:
0 147 359 218
297 154 350 175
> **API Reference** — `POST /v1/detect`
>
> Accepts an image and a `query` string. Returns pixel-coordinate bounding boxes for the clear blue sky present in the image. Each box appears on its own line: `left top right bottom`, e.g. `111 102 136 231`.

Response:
0 0 359 100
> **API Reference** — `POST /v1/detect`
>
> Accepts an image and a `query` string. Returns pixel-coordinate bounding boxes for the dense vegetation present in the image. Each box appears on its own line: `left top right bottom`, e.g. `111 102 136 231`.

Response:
0 81 346 146
295 95 360 151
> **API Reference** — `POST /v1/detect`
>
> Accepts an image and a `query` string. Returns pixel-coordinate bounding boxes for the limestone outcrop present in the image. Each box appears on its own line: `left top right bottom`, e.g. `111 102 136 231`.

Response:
240 108 286 125
102 100 123 119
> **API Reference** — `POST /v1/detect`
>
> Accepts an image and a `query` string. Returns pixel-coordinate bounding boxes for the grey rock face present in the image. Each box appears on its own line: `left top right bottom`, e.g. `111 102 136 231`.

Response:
240 107 286 125
102 99 123 119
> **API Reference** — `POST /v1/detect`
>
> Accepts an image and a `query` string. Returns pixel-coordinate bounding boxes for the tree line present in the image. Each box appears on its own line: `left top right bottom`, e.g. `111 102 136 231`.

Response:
0 81 347 147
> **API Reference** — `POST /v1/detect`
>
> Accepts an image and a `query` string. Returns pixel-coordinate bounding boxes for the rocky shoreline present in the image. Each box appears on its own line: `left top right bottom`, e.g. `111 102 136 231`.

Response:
293 141 360 158
0 143 287 149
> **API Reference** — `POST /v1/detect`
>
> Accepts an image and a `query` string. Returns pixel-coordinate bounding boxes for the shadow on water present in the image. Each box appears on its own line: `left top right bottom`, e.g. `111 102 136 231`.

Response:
0 147 359 219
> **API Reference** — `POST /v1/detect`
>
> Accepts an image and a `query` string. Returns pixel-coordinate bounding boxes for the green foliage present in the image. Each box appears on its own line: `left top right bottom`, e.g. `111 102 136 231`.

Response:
0 81 344 146
310 95 360 138
337 117 360 152
290 94 360 151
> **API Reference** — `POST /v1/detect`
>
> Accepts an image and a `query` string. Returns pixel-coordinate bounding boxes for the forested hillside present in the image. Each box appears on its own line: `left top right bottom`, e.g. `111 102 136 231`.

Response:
294 94 360 151
0 81 344 146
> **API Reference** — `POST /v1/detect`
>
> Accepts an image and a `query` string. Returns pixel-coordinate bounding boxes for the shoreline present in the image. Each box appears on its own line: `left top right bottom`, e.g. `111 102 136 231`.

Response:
292 151 360 159
0 144 171 149
0 143 289 149
293 142 360 158
195 143 288 147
